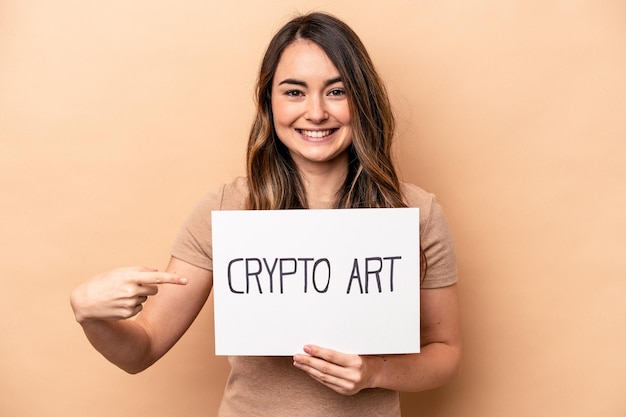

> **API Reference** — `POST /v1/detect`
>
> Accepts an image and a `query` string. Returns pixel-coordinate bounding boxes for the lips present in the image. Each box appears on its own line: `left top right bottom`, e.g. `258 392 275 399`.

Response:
298 129 337 139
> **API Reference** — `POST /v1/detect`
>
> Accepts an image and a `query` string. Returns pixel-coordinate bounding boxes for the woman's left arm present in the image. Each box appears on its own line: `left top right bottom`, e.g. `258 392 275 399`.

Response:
293 284 461 395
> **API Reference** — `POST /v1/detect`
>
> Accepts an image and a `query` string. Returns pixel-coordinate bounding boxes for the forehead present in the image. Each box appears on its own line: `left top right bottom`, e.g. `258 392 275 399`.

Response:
274 40 340 81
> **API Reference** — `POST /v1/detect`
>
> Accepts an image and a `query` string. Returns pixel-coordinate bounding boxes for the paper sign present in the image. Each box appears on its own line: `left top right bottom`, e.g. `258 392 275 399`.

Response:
212 208 420 356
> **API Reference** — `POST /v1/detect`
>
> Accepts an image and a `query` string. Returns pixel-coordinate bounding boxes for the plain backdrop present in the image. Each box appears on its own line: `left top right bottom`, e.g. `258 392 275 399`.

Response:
1 1 625 416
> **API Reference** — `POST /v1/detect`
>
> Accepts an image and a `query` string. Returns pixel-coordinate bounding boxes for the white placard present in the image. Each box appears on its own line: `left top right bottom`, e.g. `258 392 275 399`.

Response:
212 208 420 356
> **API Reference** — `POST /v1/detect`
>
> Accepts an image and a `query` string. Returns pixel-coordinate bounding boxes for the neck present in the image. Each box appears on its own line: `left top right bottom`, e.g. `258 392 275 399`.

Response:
296 157 349 209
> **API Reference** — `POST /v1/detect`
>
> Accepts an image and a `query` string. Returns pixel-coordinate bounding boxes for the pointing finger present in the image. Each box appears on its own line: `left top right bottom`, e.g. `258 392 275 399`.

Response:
135 271 188 285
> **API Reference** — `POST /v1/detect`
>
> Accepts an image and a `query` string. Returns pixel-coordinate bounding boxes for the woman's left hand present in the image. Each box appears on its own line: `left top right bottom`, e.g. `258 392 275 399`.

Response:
293 345 382 395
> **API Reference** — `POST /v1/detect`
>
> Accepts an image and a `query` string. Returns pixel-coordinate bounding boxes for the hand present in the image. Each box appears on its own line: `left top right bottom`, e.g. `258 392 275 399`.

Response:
293 345 381 395
70 266 187 323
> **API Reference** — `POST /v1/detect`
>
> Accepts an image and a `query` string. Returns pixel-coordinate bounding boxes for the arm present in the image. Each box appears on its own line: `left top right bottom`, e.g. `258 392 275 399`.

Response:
70 257 213 374
293 284 461 394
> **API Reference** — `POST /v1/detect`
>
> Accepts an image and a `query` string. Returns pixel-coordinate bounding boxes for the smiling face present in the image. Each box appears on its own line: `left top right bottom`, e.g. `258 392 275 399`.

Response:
271 40 352 174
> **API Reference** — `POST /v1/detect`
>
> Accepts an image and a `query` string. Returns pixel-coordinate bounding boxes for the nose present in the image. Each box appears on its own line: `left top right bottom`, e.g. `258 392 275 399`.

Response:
305 95 328 124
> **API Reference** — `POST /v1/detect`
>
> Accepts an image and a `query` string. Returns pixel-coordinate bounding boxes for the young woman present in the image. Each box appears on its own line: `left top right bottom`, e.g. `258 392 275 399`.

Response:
70 12 461 417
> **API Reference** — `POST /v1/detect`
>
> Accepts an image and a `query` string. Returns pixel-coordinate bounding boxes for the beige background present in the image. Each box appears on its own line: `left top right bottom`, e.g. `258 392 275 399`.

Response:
1 1 625 416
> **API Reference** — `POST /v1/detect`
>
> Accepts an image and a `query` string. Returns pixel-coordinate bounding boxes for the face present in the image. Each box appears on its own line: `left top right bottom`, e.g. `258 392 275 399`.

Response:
271 40 352 173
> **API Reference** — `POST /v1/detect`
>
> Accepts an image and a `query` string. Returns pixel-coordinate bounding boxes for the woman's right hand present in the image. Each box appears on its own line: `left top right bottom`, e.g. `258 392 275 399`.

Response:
70 266 188 323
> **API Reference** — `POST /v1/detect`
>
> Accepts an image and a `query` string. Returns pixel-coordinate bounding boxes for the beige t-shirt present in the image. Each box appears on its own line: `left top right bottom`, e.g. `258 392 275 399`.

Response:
171 177 458 417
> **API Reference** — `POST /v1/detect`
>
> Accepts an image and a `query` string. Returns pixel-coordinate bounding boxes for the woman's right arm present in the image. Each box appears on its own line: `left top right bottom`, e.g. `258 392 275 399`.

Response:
70 257 213 373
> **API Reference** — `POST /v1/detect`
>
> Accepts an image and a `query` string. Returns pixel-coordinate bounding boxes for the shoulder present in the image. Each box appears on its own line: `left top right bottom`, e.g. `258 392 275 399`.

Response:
400 182 436 222
195 177 248 211
220 176 249 209
400 181 434 205
400 181 450 230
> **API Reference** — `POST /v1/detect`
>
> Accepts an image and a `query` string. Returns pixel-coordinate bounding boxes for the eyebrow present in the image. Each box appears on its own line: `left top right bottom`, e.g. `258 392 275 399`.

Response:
277 76 343 88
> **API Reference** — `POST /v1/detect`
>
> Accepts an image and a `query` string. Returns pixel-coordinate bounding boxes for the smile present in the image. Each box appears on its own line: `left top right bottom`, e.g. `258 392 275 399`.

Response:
298 129 336 139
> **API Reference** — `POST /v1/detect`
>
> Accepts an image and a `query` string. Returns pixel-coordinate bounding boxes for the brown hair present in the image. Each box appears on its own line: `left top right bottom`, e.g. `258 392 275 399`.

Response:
246 12 406 210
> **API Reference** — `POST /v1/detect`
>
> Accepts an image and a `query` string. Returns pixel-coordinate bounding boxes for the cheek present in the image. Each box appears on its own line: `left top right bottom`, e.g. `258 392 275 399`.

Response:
333 102 351 125
271 100 294 128
344 127 354 146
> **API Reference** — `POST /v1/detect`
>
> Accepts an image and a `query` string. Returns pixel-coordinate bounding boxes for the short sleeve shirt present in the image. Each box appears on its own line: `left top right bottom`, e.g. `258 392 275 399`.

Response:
170 177 458 417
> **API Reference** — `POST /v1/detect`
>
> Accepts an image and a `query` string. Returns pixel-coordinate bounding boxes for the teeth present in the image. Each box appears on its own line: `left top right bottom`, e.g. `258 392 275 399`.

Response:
300 129 332 138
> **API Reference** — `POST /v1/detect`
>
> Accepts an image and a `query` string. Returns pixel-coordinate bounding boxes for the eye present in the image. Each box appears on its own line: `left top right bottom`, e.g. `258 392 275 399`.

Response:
285 90 304 97
327 88 346 97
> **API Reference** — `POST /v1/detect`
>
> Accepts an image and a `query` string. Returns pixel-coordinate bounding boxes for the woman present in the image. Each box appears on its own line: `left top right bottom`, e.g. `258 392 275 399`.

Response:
70 12 460 417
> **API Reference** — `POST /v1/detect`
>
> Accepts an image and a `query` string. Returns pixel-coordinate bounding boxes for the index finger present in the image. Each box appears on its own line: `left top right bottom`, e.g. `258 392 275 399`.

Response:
135 271 188 285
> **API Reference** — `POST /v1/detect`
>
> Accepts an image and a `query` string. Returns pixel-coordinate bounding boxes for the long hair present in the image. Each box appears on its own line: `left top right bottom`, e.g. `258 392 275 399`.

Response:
246 12 406 210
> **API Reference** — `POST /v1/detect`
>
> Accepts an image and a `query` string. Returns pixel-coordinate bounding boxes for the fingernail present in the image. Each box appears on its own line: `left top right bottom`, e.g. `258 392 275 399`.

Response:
180 277 188 284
